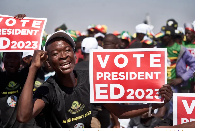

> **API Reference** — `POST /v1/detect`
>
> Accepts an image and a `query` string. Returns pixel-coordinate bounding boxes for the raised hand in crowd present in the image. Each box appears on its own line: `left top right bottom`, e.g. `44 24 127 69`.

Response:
14 14 26 20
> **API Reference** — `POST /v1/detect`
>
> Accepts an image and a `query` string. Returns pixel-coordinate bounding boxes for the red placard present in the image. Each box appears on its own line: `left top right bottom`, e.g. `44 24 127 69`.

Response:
173 93 195 125
0 14 47 51
90 48 167 103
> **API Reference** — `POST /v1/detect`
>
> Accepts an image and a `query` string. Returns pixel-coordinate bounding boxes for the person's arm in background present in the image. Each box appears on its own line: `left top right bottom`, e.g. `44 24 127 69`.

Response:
181 48 195 80
14 14 26 19
13 14 46 123
152 106 167 118
17 50 47 123
110 112 120 128
170 47 195 86
104 84 172 119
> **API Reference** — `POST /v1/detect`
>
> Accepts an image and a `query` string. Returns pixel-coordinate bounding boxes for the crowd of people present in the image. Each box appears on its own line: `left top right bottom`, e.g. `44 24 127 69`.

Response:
0 14 195 128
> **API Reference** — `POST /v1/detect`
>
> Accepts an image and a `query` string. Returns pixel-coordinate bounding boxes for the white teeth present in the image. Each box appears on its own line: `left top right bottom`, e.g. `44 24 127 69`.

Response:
63 64 69 68
60 62 70 68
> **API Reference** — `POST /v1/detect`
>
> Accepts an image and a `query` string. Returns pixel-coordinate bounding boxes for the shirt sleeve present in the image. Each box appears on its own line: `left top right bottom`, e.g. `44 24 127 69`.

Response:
181 48 195 81
33 85 51 105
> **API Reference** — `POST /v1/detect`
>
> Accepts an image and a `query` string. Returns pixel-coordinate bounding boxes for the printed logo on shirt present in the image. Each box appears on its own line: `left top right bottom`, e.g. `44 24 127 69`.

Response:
34 81 42 88
33 81 42 92
74 123 84 128
6 81 20 91
64 110 91 124
7 95 17 107
68 101 85 114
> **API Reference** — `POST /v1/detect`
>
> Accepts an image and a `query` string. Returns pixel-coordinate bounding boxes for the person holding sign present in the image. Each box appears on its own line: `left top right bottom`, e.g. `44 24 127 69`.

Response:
0 14 46 128
0 14 46 52
16 30 172 128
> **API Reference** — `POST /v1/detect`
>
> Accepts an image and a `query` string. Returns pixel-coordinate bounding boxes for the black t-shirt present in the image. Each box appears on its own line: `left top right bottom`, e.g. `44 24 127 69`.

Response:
33 70 92 128
74 61 109 127
0 67 37 127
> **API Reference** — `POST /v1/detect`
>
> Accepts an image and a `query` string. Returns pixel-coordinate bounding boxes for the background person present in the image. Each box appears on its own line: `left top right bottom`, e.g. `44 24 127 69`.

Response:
0 52 37 127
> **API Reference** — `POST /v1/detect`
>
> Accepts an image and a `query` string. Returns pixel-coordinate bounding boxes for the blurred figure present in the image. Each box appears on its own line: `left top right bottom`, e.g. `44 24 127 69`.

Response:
42 31 48 48
21 50 34 69
181 22 195 93
182 22 195 48
159 26 195 92
66 30 84 64
75 36 87 64
0 52 3 72
155 26 166 48
155 19 178 47
76 30 82 37
141 36 155 48
113 31 120 37
87 24 96 37
0 52 37 127
74 37 98 70
174 27 184 45
103 34 120 49
166 19 178 30
94 24 107 35
94 32 105 48
101 25 108 35
118 31 132 49
129 23 150 48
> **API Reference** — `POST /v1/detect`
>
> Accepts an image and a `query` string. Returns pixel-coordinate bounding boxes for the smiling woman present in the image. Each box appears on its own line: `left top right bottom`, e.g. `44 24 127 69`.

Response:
43 31 77 77
46 38 76 75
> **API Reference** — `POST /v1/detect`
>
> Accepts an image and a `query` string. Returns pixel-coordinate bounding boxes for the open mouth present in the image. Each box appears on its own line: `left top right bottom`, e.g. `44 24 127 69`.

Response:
60 62 71 69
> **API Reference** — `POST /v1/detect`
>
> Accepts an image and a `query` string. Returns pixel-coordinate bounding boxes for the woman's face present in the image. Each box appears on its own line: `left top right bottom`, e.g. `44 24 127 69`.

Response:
47 39 76 75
